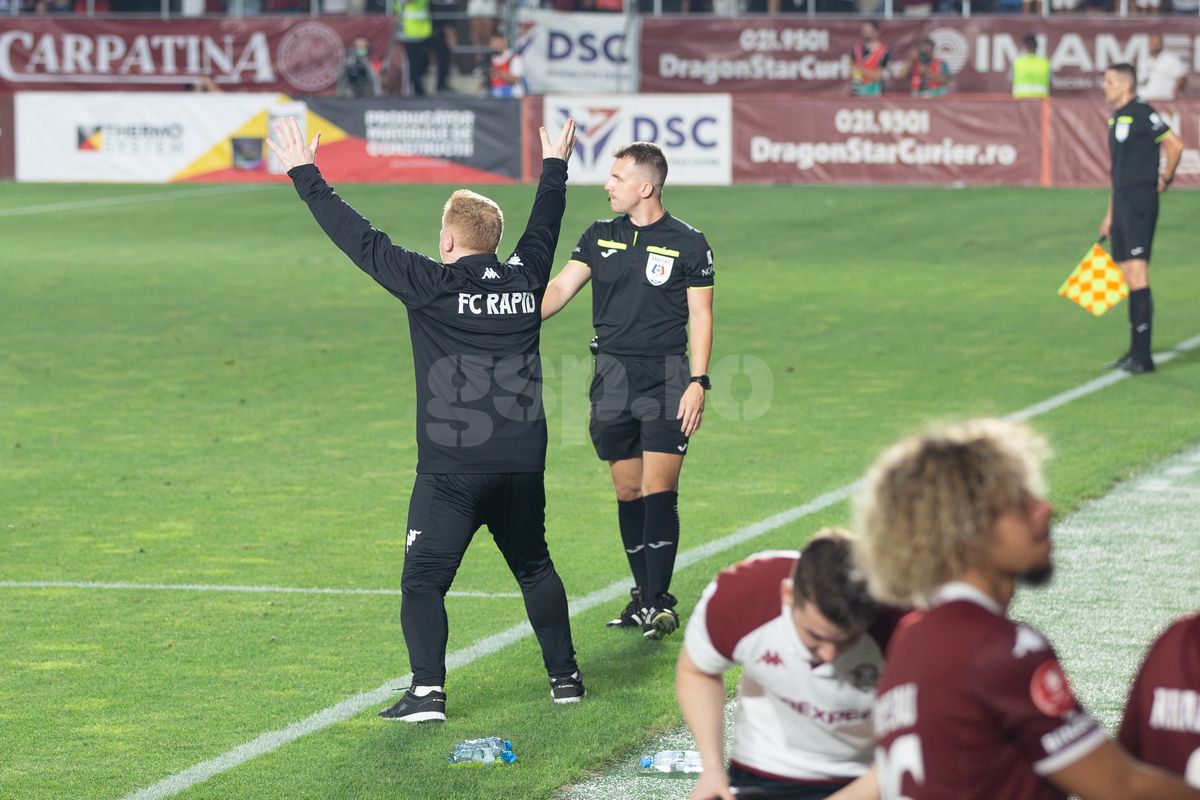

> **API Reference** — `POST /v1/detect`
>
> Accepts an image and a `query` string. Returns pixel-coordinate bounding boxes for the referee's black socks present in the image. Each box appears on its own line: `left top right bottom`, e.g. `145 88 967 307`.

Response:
642 491 680 605
617 498 648 596
1129 287 1153 364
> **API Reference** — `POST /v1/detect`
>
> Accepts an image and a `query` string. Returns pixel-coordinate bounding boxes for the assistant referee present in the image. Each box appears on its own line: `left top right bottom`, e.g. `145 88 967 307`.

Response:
1099 63 1183 374
542 141 714 641
268 118 584 721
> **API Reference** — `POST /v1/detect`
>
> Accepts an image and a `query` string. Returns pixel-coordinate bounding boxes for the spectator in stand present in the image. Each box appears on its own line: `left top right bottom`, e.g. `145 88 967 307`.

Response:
466 0 498 73
1012 34 1051 98
487 32 525 98
337 36 383 98
430 0 464 93
395 0 433 96
851 21 889 97
905 38 951 97
1139 35 1186 101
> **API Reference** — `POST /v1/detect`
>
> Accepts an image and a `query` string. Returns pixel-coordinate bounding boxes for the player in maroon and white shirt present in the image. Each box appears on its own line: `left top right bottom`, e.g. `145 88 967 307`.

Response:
677 529 902 800
842 418 1200 800
1120 612 1200 787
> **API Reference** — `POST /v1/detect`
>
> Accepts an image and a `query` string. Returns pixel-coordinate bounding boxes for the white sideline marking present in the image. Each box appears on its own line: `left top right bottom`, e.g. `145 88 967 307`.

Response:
0 185 270 219
0 580 519 599
120 333 1200 800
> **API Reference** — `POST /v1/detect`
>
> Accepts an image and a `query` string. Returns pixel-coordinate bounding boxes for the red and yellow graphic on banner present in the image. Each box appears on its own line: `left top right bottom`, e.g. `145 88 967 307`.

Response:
1058 243 1127 317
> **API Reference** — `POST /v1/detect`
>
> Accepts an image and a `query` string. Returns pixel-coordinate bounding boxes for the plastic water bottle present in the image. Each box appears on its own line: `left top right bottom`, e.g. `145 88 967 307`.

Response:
640 750 703 773
448 739 517 765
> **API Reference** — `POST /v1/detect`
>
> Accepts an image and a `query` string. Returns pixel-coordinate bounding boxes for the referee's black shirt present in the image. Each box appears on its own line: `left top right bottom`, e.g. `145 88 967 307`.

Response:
1108 99 1171 189
288 158 568 474
572 213 713 358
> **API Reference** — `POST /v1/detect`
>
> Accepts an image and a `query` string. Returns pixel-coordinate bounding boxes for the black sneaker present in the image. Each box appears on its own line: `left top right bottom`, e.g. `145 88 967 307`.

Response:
1121 357 1156 374
550 671 586 704
1103 352 1132 370
642 606 680 640
378 687 446 722
606 588 643 628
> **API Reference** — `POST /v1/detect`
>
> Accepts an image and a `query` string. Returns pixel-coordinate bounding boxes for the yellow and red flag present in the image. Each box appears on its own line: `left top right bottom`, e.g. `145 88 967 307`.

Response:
1058 243 1127 317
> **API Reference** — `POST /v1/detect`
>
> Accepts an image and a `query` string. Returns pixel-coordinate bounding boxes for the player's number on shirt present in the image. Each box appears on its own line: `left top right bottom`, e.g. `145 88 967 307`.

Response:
1187 746 1200 787
878 734 925 800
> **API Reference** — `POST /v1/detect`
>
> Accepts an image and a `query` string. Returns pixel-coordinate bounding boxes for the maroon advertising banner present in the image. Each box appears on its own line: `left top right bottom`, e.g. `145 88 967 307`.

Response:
642 18 1200 96
1050 97 1200 188
0 17 394 94
0 94 13 178
734 94 1045 185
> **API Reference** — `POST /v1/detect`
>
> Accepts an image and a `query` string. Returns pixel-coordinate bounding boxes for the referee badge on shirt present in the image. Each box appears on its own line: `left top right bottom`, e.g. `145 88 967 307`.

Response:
645 252 675 287
1115 115 1133 143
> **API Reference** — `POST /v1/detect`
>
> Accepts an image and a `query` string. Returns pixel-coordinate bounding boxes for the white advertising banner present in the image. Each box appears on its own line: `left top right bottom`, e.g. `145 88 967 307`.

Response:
543 94 732 186
517 10 638 95
15 92 285 182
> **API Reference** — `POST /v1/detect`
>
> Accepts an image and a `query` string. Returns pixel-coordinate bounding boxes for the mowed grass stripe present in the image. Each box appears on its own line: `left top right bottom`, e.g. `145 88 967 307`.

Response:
120 332 1200 800
0 185 271 218
0 581 518 599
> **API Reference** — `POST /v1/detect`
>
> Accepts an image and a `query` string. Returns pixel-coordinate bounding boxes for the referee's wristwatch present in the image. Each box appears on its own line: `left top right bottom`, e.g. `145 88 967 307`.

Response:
689 375 711 391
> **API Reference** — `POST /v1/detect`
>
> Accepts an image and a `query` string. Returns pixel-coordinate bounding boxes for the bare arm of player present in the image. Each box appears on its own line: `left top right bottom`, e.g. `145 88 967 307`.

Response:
265 117 321 171
677 287 713 437
541 261 592 320
1100 195 1113 240
1159 131 1184 193
1049 738 1200 800
676 647 735 800
826 767 879 800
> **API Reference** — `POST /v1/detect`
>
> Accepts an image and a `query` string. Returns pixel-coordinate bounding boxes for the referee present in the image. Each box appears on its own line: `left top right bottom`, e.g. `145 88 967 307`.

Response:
268 118 585 721
1099 62 1183 374
542 142 714 640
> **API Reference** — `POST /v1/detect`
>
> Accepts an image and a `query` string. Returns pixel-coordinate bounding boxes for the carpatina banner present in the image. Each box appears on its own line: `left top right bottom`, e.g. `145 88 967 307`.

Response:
0 17 394 94
641 17 1200 96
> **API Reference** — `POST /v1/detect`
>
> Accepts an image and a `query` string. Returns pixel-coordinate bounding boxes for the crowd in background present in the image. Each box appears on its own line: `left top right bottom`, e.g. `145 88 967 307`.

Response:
7 0 1200 17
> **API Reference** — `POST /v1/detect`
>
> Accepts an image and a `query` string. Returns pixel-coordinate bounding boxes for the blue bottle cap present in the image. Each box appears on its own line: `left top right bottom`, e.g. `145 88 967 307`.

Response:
639 756 653 768
501 750 517 763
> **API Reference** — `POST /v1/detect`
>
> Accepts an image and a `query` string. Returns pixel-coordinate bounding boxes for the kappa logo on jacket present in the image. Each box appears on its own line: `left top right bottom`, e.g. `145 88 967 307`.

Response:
482 267 501 280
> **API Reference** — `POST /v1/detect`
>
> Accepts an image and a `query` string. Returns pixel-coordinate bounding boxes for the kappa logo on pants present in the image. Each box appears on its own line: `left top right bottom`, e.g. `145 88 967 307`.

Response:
407 529 422 550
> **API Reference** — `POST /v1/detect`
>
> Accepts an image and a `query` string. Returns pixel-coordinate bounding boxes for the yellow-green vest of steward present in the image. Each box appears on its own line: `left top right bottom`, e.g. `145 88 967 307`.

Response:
396 0 431 41
1012 53 1050 98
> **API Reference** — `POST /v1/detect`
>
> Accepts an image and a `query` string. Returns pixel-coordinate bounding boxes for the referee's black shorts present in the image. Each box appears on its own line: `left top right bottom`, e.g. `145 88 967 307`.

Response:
588 353 690 462
401 472 548 591
1111 185 1159 263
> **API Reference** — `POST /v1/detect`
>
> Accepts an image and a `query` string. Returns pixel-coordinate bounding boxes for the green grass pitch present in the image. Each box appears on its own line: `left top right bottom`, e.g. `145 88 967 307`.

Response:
2 180 1199 799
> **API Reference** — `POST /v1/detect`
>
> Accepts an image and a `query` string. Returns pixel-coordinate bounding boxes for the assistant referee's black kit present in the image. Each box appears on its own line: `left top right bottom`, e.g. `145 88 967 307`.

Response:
1108 98 1171 371
288 158 579 695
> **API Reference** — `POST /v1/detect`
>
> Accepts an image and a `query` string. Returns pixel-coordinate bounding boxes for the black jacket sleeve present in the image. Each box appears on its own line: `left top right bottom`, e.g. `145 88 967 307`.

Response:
508 157 569 287
288 164 443 307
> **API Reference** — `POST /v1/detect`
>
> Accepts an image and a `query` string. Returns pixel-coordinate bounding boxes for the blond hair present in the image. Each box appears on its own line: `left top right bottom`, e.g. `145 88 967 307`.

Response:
853 418 1049 605
442 190 504 253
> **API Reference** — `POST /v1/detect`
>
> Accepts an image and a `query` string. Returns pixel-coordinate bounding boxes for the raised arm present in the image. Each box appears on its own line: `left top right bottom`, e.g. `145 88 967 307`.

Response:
267 117 438 304
511 119 576 285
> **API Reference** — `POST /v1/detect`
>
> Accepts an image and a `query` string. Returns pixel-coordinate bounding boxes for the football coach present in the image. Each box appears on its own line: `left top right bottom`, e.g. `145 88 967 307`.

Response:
268 117 585 722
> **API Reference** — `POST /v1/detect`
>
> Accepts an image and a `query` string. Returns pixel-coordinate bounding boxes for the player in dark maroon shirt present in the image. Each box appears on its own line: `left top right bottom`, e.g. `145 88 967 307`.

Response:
1120 612 1200 786
832 419 1200 800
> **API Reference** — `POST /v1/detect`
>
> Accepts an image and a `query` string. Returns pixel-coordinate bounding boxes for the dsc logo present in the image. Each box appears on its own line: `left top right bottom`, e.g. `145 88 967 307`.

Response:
547 31 629 63
631 115 719 149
